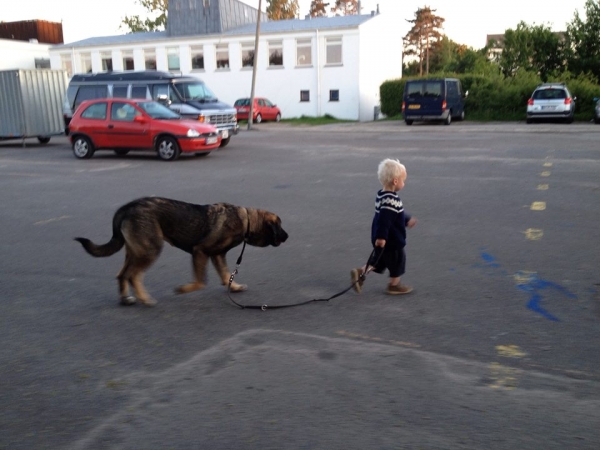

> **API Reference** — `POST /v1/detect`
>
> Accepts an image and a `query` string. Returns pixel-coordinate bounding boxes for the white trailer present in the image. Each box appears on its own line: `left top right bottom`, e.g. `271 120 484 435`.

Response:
0 69 68 145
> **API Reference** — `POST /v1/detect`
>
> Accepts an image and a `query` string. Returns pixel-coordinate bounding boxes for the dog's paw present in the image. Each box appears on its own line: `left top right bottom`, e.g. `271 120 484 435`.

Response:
175 282 205 294
140 297 158 307
120 296 137 306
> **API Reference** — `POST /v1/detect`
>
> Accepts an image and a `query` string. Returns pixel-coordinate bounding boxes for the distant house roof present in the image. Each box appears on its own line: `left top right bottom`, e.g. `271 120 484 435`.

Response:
53 15 376 49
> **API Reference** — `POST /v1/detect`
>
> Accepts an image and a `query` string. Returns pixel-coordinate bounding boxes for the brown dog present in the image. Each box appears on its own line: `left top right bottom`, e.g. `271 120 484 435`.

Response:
75 197 288 306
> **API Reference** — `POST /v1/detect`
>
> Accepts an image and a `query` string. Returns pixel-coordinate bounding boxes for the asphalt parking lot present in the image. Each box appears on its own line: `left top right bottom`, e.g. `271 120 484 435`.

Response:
1 121 599 449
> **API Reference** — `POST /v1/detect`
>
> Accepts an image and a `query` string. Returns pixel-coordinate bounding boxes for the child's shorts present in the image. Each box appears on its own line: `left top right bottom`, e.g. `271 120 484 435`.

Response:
372 247 406 278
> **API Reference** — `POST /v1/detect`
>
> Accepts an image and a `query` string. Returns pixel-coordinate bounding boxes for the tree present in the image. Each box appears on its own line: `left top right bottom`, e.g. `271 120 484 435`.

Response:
121 0 168 32
565 0 600 82
266 0 300 20
331 0 358 16
309 0 330 17
403 7 445 76
498 21 564 81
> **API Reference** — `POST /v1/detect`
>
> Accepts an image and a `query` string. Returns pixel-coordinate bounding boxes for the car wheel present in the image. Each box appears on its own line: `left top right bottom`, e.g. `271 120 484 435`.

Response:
72 136 94 159
444 113 452 125
255 114 262 124
526 118 533 124
156 136 181 161
114 149 130 156
405 119 413 126
275 113 281 122
37 136 51 144
594 116 600 124
566 115 574 124
219 137 231 148
459 110 465 121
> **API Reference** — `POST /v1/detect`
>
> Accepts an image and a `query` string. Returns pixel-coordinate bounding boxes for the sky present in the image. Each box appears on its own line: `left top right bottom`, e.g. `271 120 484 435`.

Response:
1 0 590 49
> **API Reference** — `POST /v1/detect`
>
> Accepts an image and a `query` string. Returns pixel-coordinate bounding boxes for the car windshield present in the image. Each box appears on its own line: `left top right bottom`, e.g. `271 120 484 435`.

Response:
234 99 250 106
174 82 217 102
405 81 442 98
136 101 181 119
533 89 567 100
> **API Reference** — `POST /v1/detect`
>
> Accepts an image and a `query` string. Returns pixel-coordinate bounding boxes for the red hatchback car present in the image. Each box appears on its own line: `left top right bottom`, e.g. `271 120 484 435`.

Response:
69 98 221 161
234 97 281 123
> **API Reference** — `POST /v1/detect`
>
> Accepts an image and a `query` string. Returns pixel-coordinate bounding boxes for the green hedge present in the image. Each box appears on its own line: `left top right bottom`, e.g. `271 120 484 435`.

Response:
380 72 600 121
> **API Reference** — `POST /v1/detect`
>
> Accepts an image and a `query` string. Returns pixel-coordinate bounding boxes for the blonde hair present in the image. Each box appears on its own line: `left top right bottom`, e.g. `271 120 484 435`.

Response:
377 158 406 186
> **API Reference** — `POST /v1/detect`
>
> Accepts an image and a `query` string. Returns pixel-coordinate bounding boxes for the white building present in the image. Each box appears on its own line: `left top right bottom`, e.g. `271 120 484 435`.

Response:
0 39 53 70
49 0 402 122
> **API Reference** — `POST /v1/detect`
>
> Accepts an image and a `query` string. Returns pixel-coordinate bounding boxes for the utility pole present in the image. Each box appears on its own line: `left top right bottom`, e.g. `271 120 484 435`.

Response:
247 0 262 130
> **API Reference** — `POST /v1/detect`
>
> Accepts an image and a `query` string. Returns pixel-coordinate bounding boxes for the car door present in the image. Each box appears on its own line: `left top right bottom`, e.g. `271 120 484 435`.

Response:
107 101 152 149
263 98 276 120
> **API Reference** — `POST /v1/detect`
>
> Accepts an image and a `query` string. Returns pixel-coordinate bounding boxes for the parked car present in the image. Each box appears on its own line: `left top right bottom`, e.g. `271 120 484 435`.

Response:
64 71 238 147
594 97 600 124
526 83 576 124
68 98 221 161
234 97 281 123
402 78 467 125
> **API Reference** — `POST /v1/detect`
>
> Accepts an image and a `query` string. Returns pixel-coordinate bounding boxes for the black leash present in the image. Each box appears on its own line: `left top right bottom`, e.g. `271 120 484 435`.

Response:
227 236 380 310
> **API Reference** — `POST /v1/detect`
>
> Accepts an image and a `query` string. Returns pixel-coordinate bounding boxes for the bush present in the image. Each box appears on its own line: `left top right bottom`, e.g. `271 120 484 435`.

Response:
380 70 600 121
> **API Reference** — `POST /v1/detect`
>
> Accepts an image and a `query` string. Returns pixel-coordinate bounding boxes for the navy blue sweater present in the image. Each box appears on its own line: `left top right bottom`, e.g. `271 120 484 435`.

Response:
371 190 411 249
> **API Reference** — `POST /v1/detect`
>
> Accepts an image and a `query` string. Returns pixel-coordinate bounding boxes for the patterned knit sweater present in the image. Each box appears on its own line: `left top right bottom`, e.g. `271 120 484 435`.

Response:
371 189 411 248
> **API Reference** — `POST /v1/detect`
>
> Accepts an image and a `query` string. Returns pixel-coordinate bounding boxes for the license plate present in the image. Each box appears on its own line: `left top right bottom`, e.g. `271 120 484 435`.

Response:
221 130 229 139
408 104 420 110
542 106 556 110
206 136 218 144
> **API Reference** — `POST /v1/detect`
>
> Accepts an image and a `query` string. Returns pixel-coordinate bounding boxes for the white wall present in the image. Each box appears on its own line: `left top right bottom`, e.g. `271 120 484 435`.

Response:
0 39 52 70
48 16 396 121
358 14 403 121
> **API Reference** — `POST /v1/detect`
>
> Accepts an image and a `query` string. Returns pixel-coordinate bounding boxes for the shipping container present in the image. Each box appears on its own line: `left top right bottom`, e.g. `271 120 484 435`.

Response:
0 69 68 144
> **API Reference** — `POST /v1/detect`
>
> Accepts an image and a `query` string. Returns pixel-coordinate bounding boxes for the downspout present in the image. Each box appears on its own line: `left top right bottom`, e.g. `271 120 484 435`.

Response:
316 29 321 117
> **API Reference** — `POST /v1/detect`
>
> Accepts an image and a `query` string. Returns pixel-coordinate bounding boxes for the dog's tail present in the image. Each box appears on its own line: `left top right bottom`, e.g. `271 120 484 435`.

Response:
74 207 127 257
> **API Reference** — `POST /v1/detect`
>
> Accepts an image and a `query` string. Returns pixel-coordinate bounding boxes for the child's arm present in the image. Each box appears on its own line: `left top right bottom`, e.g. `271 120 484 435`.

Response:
407 217 417 228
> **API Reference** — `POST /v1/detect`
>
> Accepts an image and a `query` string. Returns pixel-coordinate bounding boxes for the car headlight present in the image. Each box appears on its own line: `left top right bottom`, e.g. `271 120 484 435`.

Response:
187 129 200 138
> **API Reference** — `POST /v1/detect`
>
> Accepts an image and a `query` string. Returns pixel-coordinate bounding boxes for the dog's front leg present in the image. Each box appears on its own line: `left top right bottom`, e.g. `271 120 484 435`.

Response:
175 249 209 294
212 254 247 292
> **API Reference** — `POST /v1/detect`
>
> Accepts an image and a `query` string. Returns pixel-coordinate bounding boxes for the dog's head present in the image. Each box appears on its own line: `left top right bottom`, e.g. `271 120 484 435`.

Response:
248 210 289 247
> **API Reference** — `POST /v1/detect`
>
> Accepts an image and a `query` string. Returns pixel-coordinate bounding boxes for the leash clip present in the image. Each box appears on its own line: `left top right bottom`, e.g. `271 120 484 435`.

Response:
261 304 268 311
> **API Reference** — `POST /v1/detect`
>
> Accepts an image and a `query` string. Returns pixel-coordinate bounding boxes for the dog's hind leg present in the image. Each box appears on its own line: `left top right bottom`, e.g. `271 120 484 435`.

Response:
212 254 247 292
116 251 136 306
175 250 208 294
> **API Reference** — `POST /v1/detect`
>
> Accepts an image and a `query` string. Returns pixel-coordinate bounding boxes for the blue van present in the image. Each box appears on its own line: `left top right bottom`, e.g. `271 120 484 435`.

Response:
402 78 467 125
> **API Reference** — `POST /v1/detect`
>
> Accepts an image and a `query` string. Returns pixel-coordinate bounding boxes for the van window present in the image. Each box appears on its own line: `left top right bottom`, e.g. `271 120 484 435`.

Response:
173 82 216 101
405 81 442 98
152 84 179 102
74 85 109 110
113 85 129 98
131 85 148 99
447 81 459 97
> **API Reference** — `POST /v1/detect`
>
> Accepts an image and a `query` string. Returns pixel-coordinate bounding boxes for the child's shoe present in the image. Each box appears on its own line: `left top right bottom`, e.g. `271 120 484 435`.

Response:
386 284 413 295
350 268 365 293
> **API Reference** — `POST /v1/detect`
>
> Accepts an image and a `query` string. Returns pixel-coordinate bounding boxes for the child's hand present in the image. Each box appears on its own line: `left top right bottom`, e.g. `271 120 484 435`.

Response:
407 217 418 228
375 239 386 247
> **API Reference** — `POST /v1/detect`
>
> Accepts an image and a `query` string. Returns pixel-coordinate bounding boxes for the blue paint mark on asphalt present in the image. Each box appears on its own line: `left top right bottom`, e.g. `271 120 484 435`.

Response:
515 275 576 322
476 250 577 322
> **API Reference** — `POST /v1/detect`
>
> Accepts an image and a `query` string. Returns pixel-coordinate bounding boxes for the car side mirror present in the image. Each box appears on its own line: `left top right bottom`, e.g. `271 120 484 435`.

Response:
134 115 147 124
464 90 469 98
157 94 172 106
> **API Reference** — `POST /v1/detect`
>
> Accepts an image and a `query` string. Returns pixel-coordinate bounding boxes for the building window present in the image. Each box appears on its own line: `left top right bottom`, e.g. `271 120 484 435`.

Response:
326 37 342 65
216 44 229 69
144 49 157 70
167 47 180 71
101 52 113 71
79 52 92 73
35 58 51 69
300 90 310 102
122 51 134 70
191 45 204 70
269 40 283 67
241 41 255 68
296 38 312 66
61 55 73 77
329 90 340 102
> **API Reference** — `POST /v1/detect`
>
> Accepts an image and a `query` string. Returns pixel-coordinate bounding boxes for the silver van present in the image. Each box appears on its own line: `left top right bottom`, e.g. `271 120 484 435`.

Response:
64 71 238 147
